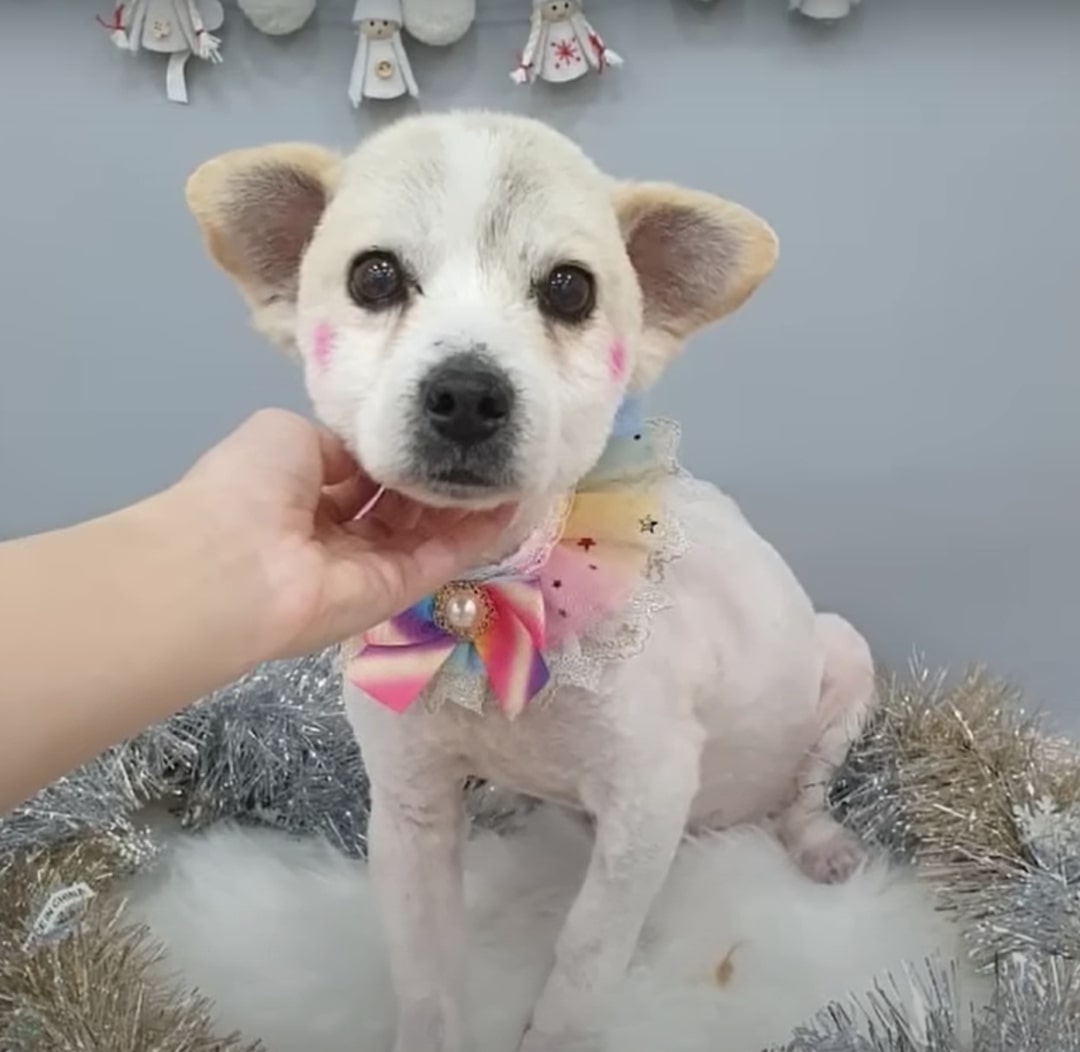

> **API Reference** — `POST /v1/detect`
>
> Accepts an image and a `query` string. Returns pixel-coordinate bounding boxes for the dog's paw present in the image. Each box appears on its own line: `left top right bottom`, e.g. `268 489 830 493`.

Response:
518 1023 599 1052
519 1034 594 1052
789 819 866 884
517 1031 550 1052
391 1002 462 1052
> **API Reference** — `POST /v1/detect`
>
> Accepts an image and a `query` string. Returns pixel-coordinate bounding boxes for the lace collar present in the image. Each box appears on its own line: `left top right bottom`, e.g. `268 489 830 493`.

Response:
347 401 687 717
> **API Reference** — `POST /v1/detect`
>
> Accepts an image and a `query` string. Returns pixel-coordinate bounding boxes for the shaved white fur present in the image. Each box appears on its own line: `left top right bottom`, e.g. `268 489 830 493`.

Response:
185 111 878 1052
295 115 638 512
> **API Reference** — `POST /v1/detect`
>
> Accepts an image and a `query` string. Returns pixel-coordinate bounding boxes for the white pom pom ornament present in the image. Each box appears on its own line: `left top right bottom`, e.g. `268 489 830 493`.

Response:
237 0 316 35
401 0 475 46
790 0 861 21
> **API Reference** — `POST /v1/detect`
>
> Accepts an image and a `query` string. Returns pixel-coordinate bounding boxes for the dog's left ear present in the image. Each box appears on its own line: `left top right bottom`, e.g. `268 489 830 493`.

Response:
614 183 779 388
185 143 341 354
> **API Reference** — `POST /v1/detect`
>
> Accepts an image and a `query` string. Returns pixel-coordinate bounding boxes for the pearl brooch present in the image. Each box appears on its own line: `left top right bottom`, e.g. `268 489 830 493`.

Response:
433 583 494 641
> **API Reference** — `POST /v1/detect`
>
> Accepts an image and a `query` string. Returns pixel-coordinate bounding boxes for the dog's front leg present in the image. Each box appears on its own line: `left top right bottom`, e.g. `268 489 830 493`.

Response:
368 772 466 1052
520 731 701 1052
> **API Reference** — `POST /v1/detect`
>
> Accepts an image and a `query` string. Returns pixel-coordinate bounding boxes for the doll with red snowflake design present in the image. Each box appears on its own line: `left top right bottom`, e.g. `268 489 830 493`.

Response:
510 0 622 86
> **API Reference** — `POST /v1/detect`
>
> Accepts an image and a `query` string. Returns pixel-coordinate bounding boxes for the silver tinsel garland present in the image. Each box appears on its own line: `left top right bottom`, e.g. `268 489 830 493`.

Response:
1 655 1078 1050
781 664 1080 1052
5 648 368 861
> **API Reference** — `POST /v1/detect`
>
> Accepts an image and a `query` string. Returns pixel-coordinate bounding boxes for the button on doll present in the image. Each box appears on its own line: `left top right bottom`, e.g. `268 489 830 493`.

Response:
348 0 419 107
100 0 223 104
511 0 622 86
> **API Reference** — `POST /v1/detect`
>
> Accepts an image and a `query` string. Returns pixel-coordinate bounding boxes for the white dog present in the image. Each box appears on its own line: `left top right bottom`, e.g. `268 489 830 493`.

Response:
185 112 878 1052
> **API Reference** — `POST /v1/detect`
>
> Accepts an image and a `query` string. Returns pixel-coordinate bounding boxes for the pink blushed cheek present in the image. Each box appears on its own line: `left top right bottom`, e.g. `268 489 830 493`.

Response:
311 322 336 371
607 341 627 383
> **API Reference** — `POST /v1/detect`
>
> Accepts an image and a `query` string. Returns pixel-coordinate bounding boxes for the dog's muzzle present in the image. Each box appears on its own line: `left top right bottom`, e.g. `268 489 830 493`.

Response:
410 351 519 492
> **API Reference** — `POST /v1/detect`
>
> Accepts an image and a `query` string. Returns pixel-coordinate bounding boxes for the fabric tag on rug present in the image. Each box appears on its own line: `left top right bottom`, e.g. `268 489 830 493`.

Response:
23 882 96 951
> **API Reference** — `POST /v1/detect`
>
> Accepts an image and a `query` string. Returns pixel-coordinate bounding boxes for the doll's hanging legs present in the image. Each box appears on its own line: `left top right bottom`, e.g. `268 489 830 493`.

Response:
400 0 475 45
777 612 877 883
166 50 192 104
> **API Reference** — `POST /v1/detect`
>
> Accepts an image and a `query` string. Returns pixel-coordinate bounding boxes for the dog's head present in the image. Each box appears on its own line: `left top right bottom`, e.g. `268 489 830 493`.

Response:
186 112 777 508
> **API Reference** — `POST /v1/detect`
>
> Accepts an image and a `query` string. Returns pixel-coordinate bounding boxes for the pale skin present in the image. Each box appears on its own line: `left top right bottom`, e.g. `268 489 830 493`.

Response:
0 408 513 814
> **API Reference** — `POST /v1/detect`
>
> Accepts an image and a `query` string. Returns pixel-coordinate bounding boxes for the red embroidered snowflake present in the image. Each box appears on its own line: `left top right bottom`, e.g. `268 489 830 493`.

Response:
552 38 580 67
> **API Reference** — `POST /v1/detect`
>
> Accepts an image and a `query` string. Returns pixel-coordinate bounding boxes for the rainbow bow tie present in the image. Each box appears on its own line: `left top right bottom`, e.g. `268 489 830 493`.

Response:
348 398 673 720
349 577 549 719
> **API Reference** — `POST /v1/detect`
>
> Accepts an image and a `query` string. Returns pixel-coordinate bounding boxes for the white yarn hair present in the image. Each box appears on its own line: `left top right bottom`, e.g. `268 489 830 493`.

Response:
237 0 316 35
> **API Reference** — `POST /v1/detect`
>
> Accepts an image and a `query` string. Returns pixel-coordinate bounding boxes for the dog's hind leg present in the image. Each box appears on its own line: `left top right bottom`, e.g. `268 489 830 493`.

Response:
777 612 877 884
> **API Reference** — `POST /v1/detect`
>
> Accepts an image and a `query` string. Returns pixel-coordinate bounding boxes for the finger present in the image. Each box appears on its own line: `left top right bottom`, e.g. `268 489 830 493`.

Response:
408 506 468 537
339 510 396 545
317 427 359 486
321 474 379 523
340 506 444 548
410 505 484 543
397 499 424 532
380 504 518 599
366 489 400 527
317 503 518 642
368 490 426 535
346 500 511 549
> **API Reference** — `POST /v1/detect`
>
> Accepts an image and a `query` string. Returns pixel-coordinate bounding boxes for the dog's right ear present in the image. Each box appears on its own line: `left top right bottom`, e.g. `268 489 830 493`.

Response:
185 143 341 354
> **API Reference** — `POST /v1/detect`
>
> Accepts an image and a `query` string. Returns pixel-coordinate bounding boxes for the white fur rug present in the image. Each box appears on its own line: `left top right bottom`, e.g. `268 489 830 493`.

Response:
124 807 985 1051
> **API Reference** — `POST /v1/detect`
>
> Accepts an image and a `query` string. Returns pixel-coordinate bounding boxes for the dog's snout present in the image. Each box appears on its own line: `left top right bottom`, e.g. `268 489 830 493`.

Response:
421 355 514 447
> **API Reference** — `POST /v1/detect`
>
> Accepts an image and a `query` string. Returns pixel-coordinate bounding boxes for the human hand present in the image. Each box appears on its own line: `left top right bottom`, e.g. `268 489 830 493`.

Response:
172 409 516 662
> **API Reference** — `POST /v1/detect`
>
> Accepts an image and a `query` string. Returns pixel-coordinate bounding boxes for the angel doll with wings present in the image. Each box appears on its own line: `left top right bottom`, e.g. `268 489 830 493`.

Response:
98 0 223 104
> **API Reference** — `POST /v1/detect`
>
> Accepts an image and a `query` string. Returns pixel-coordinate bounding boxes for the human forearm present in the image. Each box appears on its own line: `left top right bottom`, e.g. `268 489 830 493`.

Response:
0 408 515 814
0 486 269 812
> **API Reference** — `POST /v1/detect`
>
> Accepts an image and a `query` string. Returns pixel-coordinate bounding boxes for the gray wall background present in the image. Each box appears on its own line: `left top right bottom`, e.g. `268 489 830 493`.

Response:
1 1 1077 726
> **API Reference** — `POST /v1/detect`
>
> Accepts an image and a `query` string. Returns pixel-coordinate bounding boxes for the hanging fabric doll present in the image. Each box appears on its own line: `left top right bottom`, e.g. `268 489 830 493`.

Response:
348 0 419 107
790 0 861 19
236 0 316 35
511 0 622 86
98 0 223 104
400 0 475 46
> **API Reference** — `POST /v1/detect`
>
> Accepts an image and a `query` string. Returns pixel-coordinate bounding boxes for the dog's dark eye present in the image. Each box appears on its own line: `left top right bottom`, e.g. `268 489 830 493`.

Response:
348 251 406 309
538 264 595 324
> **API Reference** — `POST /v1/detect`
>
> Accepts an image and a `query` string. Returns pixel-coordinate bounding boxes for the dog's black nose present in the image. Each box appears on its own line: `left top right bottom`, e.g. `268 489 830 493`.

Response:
421 355 514 447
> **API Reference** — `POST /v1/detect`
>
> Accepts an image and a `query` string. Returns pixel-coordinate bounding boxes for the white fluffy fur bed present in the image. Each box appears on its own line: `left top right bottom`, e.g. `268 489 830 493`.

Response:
124 806 986 1051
